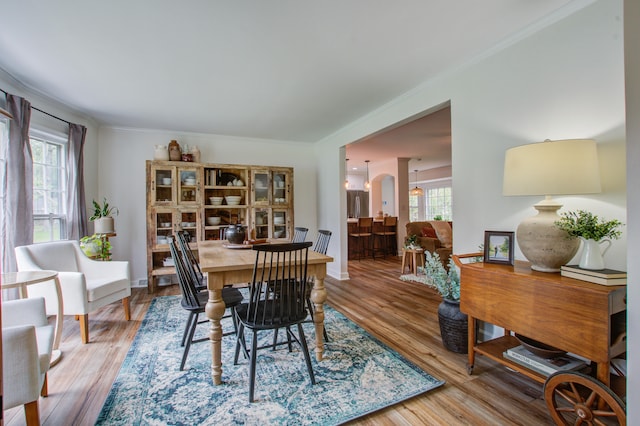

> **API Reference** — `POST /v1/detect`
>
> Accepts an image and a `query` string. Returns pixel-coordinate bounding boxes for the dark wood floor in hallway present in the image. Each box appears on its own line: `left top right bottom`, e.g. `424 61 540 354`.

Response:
4 256 553 425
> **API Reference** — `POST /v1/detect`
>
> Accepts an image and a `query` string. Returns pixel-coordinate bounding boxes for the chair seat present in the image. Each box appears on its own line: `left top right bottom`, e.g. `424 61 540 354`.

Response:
86 277 130 301
349 232 372 237
235 301 308 329
182 287 244 312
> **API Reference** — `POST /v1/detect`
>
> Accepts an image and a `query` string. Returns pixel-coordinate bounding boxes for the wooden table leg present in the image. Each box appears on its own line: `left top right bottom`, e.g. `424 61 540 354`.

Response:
467 317 476 374
310 267 327 362
205 284 226 385
50 276 64 366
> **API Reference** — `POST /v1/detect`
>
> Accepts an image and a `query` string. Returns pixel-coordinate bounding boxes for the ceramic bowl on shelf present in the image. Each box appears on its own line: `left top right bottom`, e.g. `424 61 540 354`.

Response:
161 177 171 185
209 196 224 205
207 216 221 225
274 230 284 238
273 217 284 225
515 334 566 359
225 195 242 205
157 236 168 245
159 222 171 228
184 178 196 185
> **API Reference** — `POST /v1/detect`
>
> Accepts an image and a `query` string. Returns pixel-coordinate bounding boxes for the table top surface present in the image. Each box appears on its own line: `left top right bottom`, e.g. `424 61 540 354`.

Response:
1 270 59 288
403 247 424 253
198 240 333 273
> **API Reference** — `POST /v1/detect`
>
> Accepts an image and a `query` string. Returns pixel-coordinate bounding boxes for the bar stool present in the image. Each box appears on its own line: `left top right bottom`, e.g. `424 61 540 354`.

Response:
348 217 373 260
373 216 397 259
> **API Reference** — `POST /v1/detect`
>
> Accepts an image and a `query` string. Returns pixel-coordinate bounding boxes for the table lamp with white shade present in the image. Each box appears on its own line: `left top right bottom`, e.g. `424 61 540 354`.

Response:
503 139 601 272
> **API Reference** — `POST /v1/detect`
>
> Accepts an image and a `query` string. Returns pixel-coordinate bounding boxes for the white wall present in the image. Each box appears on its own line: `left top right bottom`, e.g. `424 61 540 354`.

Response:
316 0 626 275
97 127 317 284
624 0 639 419
314 0 633 406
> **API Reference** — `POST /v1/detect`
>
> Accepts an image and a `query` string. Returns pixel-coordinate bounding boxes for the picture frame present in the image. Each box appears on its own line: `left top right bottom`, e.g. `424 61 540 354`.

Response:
484 231 515 265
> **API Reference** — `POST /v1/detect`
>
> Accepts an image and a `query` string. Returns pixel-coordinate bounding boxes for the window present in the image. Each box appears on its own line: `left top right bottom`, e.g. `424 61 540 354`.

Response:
409 178 452 221
409 193 421 222
424 180 452 221
30 129 67 242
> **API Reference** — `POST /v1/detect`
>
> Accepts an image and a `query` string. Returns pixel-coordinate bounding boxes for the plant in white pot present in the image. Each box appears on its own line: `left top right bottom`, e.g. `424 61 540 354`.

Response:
555 210 623 270
90 198 119 234
421 251 467 354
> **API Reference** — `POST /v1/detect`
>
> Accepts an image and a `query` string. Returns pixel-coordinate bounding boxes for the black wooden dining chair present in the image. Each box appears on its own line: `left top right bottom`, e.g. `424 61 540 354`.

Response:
233 242 316 402
309 230 331 341
292 227 309 243
168 236 243 370
312 229 332 255
176 230 205 290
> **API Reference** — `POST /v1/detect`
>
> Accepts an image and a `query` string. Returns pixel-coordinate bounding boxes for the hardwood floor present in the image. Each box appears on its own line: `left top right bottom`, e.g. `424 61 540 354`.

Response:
4 257 553 425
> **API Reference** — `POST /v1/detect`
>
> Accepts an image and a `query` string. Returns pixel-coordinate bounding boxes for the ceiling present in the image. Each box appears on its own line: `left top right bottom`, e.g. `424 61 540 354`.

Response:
1 1 578 165
346 104 451 173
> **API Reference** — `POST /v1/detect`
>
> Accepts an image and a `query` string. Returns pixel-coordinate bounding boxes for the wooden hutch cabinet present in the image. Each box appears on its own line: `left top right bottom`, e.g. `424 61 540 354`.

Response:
458 260 626 388
146 160 294 292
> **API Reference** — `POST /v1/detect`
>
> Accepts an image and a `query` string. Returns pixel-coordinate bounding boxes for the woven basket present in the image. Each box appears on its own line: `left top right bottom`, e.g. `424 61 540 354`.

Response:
438 299 468 354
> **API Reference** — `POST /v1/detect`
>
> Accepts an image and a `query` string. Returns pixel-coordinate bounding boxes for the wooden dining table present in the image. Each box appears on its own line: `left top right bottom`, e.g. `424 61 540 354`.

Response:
198 240 334 385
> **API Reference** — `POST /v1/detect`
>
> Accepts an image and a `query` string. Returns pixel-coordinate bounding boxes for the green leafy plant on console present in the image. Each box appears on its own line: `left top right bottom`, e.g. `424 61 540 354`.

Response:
555 210 623 241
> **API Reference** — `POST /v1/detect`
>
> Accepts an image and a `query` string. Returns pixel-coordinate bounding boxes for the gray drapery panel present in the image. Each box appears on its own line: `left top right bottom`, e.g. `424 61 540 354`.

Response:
66 123 88 239
1 94 33 273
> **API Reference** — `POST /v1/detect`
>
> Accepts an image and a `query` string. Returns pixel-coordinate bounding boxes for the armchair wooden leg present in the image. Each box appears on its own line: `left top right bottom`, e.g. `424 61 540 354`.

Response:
79 314 89 344
40 373 48 397
122 296 131 321
24 400 41 426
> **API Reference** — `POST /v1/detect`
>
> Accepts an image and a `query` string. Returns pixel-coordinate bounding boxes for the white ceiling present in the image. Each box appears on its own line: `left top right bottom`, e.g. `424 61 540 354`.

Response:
1 1 578 166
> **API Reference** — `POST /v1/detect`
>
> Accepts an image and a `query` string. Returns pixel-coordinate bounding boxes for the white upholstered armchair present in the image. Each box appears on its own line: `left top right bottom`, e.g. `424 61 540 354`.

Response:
2 297 54 425
15 240 131 344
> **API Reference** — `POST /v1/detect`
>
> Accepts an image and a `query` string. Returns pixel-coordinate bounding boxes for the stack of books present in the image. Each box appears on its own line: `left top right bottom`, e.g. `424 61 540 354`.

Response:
503 345 587 376
560 264 627 286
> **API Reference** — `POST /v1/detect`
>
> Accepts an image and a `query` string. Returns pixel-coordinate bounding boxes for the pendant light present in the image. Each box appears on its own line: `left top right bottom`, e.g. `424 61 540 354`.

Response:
410 169 424 196
344 158 350 189
364 160 370 192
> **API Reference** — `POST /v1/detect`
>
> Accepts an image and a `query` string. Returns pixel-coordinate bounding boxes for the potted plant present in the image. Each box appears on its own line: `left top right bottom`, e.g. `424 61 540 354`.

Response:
422 251 467 353
80 234 112 261
405 234 420 249
90 198 119 234
555 210 623 270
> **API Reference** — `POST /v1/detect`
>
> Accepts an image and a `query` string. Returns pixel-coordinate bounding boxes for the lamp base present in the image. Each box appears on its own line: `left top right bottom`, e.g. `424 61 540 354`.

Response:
516 199 579 272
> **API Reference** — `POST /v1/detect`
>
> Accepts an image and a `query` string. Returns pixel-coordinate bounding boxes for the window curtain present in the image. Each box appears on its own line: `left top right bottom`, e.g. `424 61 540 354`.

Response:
1 94 33 273
66 123 87 239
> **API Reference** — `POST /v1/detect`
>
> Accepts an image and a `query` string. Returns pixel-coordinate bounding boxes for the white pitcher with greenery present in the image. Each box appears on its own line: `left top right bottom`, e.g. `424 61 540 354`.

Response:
555 210 623 270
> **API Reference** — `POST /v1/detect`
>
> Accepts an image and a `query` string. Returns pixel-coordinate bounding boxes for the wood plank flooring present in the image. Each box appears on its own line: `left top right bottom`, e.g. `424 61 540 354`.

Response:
4 256 554 425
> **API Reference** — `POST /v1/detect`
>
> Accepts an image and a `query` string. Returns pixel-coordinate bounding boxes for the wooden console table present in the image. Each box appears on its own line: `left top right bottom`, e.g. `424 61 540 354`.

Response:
456 258 626 387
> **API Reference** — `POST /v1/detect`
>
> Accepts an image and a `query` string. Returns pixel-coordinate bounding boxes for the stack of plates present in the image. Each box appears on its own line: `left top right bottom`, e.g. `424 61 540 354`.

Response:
274 217 284 225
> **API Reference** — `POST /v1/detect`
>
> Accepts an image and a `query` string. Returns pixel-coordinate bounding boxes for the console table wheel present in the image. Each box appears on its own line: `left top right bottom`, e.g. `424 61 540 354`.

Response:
543 371 626 426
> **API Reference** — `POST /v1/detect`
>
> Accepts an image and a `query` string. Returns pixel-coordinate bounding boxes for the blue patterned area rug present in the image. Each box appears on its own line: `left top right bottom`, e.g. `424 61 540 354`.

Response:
96 296 444 425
